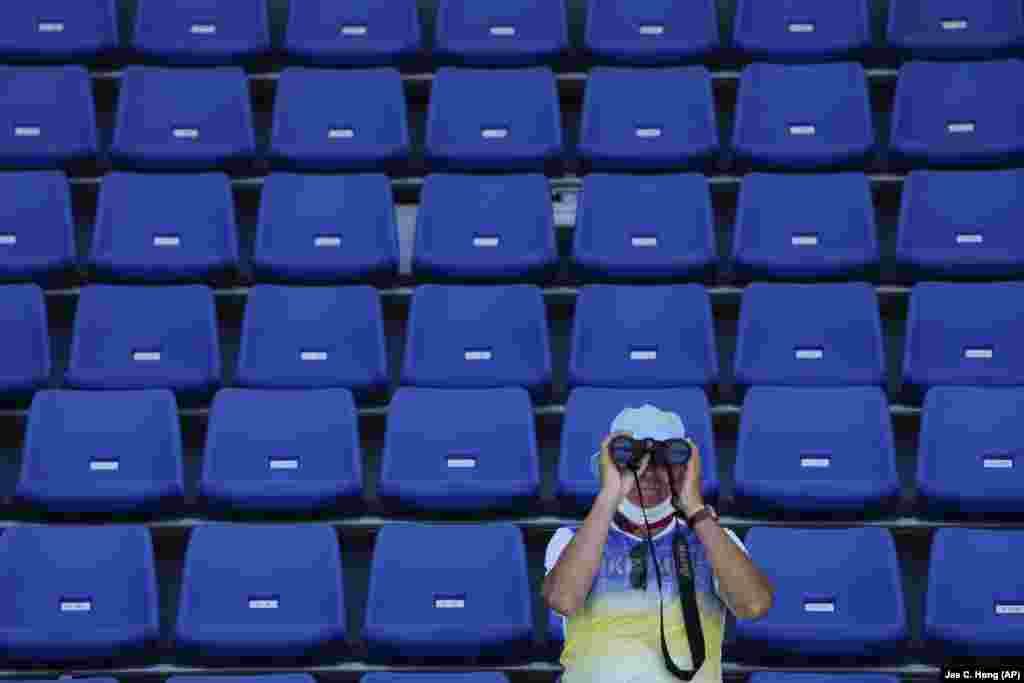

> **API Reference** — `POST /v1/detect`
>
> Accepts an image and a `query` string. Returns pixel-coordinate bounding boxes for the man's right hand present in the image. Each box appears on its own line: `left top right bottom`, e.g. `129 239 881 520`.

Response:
598 431 649 506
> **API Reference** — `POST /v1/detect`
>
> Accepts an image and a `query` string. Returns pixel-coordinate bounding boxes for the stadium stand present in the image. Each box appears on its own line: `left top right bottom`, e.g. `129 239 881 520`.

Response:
584 0 719 63
733 0 872 60
0 525 159 663
284 0 420 66
201 388 362 512
0 171 75 281
132 0 270 65
171 676 314 683
435 0 568 66
414 174 557 281
0 1 117 61
0 283 50 396
362 675 511 683
18 389 184 514
887 0 1024 57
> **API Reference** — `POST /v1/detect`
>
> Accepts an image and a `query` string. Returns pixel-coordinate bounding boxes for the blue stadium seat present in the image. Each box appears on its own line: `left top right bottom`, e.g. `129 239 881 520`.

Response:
201 388 363 512
176 524 346 661
111 67 256 171
558 386 719 508
0 66 96 169
269 68 410 172
435 0 567 66
0 525 159 663
897 170 1024 278
0 1 117 60
0 172 75 281
888 0 1023 57
364 523 533 661
918 387 1024 516
173 675 314 683
578 67 718 171
734 283 885 390
284 0 421 66
734 0 871 60
254 173 399 282
380 387 539 511
90 173 239 282
925 528 1024 657
568 285 718 389
733 63 875 170
891 60 1024 167
585 0 719 64
904 283 1024 392
732 173 879 279
414 174 557 281
363 674 510 683
735 387 899 514
132 0 270 64
425 67 563 172
573 174 716 280
0 283 49 396
735 527 908 658
66 285 220 394
402 285 551 395
236 285 387 393
18 390 183 514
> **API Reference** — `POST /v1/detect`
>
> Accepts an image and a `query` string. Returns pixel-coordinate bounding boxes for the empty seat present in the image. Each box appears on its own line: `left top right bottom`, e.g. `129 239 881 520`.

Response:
891 60 1024 167
0 66 97 169
733 63 875 170
66 285 220 394
236 285 388 393
132 0 270 64
111 67 256 171
0 2 116 61
364 523 532 660
0 283 50 396
425 67 563 172
574 174 716 280
918 387 1024 516
18 389 183 514
578 67 718 171
173 676 313 683
201 388 363 512
903 282 1024 391
363 675 510 683
254 173 399 282
269 68 410 172
435 0 567 65
0 525 159 663
176 524 345 661
732 173 879 279
585 0 719 64
90 173 239 282
734 0 871 60
284 0 421 66
888 0 1023 57
735 527 907 658
558 386 719 508
402 285 551 395
734 283 885 390
0 172 75 281
925 528 1024 657
897 170 1024 278
380 387 539 511
569 285 718 389
735 387 899 514
414 174 557 281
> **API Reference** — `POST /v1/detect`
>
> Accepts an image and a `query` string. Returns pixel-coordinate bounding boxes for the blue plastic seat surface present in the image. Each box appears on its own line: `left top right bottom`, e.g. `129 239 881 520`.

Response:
414 174 557 280
0 1 117 60
0 283 50 396
362 676 510 683
734 0 871 59
284 0 421 66
201 388 363 512
0 525 159 663
888 0 1023 56
133 0 270 64
569 285 719 389
585 0 719 64
172 675 314 683
0 172 74 281
18 389 183 513
435 0 567 65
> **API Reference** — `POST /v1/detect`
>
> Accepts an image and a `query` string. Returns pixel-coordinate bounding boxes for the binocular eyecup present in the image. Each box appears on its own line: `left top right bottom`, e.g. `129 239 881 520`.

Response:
609 435 693 472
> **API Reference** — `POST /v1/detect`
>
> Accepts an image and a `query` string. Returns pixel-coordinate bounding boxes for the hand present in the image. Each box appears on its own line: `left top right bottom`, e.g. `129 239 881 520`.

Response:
598 431 649 506
672 438 705 518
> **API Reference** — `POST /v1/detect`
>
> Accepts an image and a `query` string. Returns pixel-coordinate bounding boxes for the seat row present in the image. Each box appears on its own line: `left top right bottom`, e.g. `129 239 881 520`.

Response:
1 524 1020 663
8 385 1022 516
8 170 1024 284
7 61 1024 172
7 0 1023 64
4 282 1023 398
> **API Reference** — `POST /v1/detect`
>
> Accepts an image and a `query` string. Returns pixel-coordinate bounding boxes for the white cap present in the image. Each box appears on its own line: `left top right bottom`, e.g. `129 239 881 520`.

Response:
591 404 687 479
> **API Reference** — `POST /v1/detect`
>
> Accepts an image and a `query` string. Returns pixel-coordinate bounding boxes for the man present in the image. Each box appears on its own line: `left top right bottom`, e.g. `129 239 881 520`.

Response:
543 404 774 683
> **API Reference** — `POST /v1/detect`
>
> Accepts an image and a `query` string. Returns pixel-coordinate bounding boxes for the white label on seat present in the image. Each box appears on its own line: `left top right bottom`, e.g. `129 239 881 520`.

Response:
0 234 15 246
632 236 658 248
639 24 665 36
630 349 658 361
795 348 824 360
153 235 181 247
270 457 300 471
956 233 984 244
315 235 342 248
788 22 816 33
341 25 368 36
15 126 41 137
301 351 329 361
249 598 280 609
133 351 162 362
792 234 819 246
636 127 662 139
329 128 355 139
90 459 120 472
941 19 969 31
38 21 65 33
800 456 831 468
965 347 993 360
473 236 500 248
482 128 509 139
490 26 516 37
804 601 835 613
948 122 976 134
173 128 200 140
447 455 478 469
190 23 217 35
996 602 1024 615
984 456 1014 469
434 596 466 609
465 349 493 361
60 599 92 612
789 124 817 136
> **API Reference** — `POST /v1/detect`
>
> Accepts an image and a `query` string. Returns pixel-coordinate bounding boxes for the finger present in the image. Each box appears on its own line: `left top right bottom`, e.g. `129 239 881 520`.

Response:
634 454 652 479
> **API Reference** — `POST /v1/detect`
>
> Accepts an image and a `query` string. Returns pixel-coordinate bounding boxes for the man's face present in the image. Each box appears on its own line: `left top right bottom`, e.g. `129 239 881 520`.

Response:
626 460 685 508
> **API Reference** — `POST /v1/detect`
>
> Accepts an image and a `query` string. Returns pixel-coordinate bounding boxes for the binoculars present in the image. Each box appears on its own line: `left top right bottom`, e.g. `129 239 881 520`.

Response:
609 435 694 471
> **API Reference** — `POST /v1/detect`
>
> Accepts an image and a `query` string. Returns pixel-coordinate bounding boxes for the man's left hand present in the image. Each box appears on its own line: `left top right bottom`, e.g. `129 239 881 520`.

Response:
673 438 705 518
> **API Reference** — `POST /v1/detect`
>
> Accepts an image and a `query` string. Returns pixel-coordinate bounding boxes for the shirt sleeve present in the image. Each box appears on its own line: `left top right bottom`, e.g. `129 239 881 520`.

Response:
545 526 576 575
713 528 751 611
